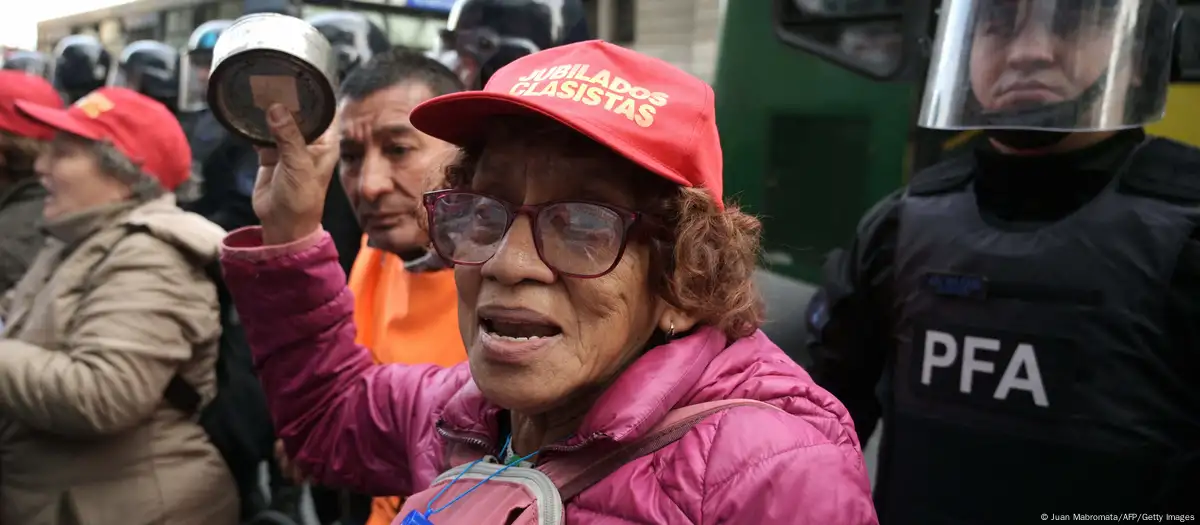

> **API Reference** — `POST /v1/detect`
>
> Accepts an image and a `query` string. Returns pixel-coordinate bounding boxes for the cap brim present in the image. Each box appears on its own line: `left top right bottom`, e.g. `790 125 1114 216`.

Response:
14 101 104 141
410 91 689 187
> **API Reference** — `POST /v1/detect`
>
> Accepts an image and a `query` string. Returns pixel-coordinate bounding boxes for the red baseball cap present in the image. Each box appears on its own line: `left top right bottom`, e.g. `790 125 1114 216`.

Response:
15 87 192 191
410 40 724 210
0 71 63 141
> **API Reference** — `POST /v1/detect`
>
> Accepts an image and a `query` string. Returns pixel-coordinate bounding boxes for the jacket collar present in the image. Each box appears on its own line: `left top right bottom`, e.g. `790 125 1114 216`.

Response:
41 201 139 247
438 326 729 450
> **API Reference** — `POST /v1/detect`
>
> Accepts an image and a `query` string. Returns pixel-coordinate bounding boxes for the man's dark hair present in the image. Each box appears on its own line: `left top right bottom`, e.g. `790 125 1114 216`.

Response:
340 48 465 101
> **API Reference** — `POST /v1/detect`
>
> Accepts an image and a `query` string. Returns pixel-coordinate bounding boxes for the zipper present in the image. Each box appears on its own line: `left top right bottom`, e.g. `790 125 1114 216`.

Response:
436 421 492 451
539 432 607 453
430 460 565 525
436 419 610 455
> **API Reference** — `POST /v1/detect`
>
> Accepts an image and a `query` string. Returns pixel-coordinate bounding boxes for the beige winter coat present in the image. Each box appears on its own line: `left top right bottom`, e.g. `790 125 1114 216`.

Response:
0 194 239 525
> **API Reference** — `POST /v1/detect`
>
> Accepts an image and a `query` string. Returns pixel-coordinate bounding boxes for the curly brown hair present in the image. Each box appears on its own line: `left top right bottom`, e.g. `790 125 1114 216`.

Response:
436 117 765 340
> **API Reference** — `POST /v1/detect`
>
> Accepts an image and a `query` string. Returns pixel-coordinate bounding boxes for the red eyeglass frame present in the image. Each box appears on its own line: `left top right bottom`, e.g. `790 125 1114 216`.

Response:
421 189 649 279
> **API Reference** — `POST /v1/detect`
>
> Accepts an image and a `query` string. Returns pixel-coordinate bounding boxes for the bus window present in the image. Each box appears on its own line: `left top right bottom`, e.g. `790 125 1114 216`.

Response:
773 0 919 80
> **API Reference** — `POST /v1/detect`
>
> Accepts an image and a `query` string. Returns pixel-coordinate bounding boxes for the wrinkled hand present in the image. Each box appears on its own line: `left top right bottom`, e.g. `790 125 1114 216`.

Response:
275 439 310 485
253 104 340 246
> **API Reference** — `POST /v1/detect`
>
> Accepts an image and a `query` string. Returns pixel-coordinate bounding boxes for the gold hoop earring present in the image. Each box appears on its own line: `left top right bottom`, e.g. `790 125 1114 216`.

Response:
667 322 676 340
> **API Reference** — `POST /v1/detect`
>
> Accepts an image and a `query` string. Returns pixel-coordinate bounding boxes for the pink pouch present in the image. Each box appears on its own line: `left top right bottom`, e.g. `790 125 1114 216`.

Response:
394 399 781 525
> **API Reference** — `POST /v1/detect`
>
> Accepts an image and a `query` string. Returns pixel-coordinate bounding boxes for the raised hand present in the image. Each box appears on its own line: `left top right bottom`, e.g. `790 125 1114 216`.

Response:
253 104 340 245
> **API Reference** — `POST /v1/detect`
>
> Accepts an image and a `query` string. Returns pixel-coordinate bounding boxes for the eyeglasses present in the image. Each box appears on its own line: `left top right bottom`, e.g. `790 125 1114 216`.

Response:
422 189 647 278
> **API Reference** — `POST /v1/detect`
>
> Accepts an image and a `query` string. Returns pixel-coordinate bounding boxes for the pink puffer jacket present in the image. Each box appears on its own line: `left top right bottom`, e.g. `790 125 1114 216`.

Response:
220 228 878 524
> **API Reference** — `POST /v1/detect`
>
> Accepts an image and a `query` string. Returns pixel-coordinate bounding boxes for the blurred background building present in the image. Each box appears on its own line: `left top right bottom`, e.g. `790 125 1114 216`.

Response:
35 0 724 82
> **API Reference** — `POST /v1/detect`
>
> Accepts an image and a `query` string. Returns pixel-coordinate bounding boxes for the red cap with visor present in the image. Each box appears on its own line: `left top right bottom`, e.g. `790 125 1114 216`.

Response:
410 40 724 210
15 87 192 191
0 71 63 141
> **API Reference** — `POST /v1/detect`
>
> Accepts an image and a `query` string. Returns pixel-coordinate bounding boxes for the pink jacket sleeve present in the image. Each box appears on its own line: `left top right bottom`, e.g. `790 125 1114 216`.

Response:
705 443 878 524
219 227 471 496
697 405 879 524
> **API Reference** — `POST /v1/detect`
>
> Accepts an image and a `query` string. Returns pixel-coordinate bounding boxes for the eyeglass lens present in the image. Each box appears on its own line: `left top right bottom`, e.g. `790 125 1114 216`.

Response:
430 192 627 277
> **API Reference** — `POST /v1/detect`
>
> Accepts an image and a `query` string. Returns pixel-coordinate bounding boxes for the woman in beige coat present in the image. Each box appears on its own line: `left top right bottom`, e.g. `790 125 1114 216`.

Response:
0 87 238 525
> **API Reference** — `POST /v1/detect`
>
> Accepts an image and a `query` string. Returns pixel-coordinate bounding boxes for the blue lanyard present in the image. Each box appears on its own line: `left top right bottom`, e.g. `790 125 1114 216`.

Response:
424 434 541 519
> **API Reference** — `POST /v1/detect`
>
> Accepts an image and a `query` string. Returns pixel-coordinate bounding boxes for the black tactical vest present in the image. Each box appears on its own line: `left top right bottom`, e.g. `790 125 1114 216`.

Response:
877 138 1200 524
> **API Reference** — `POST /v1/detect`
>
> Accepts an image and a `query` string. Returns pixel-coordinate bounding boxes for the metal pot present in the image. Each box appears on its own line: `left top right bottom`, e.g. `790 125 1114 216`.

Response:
207 13 338 146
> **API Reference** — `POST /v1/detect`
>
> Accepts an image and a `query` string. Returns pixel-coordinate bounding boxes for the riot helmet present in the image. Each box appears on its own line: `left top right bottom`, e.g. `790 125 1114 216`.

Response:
109 40 180 113
179 19 233 113
306 11 390 81
2 50 53 79
52 34 112 103
433 0 591 89
917 0 1180 149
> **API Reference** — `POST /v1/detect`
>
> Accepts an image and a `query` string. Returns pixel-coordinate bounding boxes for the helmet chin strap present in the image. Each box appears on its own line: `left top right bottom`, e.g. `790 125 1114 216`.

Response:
978 74 1106 151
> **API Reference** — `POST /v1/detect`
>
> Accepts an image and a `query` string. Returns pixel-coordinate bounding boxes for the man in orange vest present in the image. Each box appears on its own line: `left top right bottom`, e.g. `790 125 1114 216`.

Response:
342 50 469 525
275 49 468 525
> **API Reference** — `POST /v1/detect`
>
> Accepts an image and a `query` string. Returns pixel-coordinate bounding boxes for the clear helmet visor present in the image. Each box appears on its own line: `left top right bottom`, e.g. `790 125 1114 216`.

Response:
917 0 1178 132
177 52 211 113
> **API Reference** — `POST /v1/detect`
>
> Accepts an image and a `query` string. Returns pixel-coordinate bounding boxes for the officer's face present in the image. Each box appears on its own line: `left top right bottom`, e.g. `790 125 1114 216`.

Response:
969 1 1118 112
35 134 131 221
338 82 458 254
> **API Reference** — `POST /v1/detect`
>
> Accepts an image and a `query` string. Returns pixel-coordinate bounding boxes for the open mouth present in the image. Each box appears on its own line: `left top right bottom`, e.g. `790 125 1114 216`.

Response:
480 316 563 341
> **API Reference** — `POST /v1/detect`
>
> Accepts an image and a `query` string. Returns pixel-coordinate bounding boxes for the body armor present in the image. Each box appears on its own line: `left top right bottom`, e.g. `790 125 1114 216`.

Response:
878 137 1200 523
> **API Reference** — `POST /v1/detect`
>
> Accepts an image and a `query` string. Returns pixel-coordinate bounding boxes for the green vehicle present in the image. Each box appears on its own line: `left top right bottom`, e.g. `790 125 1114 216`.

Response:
716 0 1200 285
727 0 1200 485
713 0 971 284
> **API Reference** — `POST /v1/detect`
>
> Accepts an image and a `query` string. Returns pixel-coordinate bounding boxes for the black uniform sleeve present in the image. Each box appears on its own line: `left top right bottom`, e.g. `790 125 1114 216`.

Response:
1167 229 1200 380
207 142 262 232
805 189 903 443
1163 229 1200 505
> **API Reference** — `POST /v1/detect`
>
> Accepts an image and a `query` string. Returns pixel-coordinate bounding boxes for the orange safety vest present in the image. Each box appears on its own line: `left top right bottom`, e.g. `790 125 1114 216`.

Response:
347 238 467 525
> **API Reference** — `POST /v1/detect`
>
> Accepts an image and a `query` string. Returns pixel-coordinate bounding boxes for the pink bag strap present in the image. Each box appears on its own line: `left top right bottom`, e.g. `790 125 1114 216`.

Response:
548 399 783 502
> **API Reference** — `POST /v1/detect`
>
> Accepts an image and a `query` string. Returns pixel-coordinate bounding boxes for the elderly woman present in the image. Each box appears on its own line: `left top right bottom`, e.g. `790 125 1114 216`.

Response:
0 87 238 524
223 41 876 524
0 71 61 295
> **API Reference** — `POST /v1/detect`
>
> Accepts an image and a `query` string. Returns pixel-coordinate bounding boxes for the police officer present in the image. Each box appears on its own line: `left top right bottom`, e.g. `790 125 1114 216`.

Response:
297 11 392 276
51 34 111 103
178 19 229 117
433 0 591 89
108 40 180 113
2 50 52 79
806 0 1199 522
178 20 261 230
180 22 283 521
306 11 390 82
